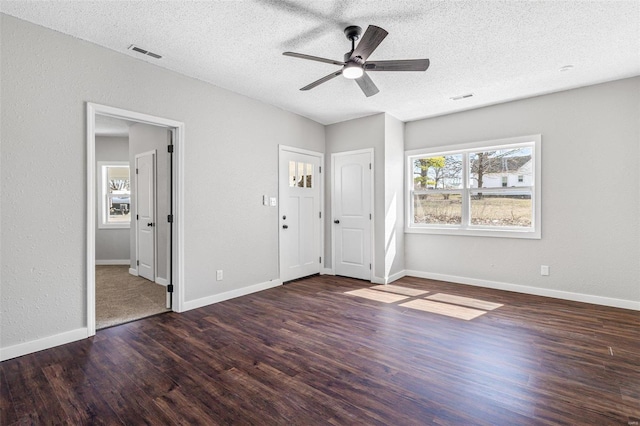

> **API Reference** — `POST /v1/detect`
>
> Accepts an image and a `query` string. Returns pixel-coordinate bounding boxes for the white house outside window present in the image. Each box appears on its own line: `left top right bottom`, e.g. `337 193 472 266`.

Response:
98 161 131 229
405 135 541 239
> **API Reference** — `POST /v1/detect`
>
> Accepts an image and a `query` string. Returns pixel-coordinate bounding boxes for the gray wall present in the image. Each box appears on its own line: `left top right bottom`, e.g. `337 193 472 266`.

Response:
95 136 130 262
404 77 640 303
128 123 171 280
0 14 324 349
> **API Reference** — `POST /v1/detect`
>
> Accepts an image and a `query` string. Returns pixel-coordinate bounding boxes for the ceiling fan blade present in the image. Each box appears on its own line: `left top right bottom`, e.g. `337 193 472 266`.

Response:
350 25 388 62
355 72 379 97
365 59 430 72
300 70 343 91
283 52 344 66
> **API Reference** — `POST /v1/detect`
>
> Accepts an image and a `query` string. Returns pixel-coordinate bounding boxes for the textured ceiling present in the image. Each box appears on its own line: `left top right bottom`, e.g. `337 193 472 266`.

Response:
2 1 639 125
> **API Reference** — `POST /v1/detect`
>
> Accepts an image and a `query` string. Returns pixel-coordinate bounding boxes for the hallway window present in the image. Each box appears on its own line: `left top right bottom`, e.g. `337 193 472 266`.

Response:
98 162 131 229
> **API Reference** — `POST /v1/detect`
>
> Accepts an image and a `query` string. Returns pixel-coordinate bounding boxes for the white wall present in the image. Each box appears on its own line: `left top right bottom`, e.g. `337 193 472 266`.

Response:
95 136 130 262
0 14 324 352
404 77 640 306
384 115 405 280
128 123 171 280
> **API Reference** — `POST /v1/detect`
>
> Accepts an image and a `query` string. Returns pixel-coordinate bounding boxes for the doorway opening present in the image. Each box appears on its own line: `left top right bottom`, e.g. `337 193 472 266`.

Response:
87 103 184 336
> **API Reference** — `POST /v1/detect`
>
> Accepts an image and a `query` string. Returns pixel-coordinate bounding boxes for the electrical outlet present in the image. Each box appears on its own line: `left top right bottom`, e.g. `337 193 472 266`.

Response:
270 197 277 207
540 265 550 276
216 270 223 281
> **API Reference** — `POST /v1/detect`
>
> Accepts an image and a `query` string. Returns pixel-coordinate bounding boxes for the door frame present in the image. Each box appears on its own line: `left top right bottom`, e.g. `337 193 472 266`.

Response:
86 102 185 337
330 148 375 281
278 145 324 281
134 150 157 282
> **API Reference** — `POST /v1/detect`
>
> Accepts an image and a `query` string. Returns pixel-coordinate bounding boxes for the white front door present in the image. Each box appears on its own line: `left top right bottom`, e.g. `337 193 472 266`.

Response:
332 150 372 281
136 151 156 282
279 147 323 282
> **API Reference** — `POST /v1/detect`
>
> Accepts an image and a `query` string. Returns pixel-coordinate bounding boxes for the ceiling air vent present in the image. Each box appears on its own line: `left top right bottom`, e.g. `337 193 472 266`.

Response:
128 45 162 59
450 93 474 101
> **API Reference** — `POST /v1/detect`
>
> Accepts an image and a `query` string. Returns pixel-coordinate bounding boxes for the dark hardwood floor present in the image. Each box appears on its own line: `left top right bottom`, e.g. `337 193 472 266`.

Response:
1 275 638 425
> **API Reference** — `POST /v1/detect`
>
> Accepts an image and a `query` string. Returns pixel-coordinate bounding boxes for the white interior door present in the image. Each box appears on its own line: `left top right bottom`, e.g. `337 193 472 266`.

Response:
332 150 372 280
136 151 156 282
279 147 322 282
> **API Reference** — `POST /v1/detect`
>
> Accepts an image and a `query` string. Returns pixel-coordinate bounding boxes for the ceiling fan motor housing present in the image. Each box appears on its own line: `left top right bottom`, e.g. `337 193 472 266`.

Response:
344 25 362 42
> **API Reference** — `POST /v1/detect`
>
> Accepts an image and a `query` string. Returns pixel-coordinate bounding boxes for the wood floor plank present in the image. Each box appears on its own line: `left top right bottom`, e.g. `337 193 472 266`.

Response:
426 292 503 310
370 284 428 296
2 275 638 424
400 298 487 320
344 288 409 303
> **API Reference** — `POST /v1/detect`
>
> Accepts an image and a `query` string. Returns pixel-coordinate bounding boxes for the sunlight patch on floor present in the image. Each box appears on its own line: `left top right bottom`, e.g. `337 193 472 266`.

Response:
344 284 504 321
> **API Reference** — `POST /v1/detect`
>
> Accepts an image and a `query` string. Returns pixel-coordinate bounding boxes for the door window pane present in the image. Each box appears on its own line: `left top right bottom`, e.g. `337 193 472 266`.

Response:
289 161 296 187
297 162 305 187
305 163 313 188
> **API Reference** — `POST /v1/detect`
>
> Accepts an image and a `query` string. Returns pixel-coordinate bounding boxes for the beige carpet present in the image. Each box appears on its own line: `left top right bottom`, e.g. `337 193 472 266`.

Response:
96 265 169 330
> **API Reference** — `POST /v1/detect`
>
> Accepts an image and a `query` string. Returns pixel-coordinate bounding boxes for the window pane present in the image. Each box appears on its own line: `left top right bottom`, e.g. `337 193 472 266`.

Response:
413 154 463 190
413 193 462 225
108 194 131 223
297 162 305 187
105 165 130 225
470 193 532 227
289 161 296 187
107 166 129 193
305 163 313 188
469 147 532 189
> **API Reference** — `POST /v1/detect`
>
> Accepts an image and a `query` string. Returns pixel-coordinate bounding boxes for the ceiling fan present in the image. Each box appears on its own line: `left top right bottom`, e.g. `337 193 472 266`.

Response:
283 25 430 97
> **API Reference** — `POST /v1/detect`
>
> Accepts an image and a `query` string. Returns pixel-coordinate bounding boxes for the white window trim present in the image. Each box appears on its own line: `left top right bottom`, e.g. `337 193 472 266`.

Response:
405 134 541 239
97 161 131 229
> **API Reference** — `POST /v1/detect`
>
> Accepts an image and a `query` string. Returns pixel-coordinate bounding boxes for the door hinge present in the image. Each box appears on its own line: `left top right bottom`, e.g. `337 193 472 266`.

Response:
319 211 321 219
369 213 372 220
136 214 139 220
369 263 372 270
319 256 322 263
168 214 174 223
319 166 322 173
167 144 174 153
136 168 139 174
167 284 174 293
136 260 139 266
369 163 371 170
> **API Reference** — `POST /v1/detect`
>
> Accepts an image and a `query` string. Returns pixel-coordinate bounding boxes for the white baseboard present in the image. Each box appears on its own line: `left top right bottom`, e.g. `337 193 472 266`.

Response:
404 270 640 311
155 277 168 286
372 270 407 285
95 259 130 265
0 328 88 362
128 268 138 276
320 268 335 275
182 279 283 312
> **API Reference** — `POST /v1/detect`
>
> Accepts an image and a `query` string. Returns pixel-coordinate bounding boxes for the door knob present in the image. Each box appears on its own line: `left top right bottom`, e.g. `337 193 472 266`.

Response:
334 220 340 224
147 222 153 227
282 224 288 229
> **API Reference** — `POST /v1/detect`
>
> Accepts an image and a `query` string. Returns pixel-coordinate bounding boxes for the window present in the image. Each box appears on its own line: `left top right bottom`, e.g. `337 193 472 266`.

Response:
98 162 131 229
406 135 541 239
289 161 313 188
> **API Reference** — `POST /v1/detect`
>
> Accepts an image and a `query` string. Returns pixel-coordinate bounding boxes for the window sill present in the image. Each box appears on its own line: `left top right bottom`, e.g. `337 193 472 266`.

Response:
98 223 131 230
405 226 541 239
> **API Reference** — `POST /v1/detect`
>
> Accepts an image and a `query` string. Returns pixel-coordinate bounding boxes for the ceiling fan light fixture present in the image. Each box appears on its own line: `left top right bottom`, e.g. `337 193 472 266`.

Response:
343 62 364 79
